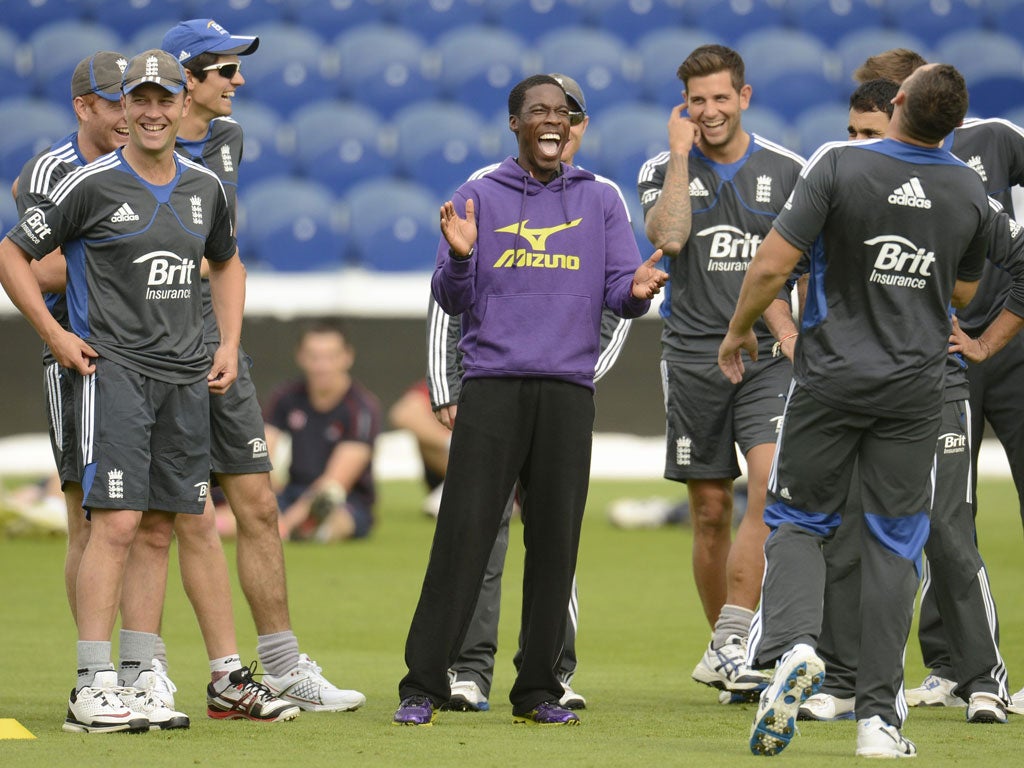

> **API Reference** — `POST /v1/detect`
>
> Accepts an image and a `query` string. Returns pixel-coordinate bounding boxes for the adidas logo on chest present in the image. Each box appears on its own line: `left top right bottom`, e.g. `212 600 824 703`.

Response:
110 202 140 222
689 178 710 197
888 177 931 209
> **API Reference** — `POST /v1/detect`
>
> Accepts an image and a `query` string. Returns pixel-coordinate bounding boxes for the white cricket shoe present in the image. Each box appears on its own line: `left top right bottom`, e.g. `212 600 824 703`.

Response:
904 674 965 707
693 634 771 692
148 658 177 708
966 692 1007 724
798 692 855 721
559 681 587 710
63 670 149 734
749 644 825 757
441 679 490 712
608 497 675 529
855 715 917 758
117 678 190 730
1007 686 1024 715
262 654 365 712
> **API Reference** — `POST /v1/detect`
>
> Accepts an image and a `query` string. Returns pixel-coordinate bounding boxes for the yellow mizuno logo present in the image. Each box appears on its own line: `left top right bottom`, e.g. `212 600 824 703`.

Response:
494 218 582 250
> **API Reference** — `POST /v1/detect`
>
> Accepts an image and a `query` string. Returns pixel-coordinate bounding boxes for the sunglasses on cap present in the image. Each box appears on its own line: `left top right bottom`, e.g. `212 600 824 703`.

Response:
569 111 585 126
202 61 241 79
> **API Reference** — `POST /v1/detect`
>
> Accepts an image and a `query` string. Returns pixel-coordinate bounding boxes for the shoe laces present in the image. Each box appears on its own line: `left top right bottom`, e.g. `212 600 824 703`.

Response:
401 695 433 709
236 661 281 703
151 661 178 694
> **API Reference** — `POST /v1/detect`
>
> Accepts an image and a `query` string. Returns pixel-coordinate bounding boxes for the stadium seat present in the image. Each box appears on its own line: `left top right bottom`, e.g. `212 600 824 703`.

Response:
999 107 1024 128
636 28 726 105
2 0 83 39
743 105 797 151
26 20 123 103
434 25 528 108
934 30 1024 82
485 0 590 34
587 102 667 191
237 176 346 271
786 0 886 46
390 0 490 41
184 0 290 30
290 100 393 193
343 178 441 271
0 180 19 234
289 0 393 36
334 23 436 118
392 100 494 199
735 28 842 121
80 0 191 41
0 98 76 181
127 19 189 53
535 27 637 112
585 0 687 45
0 27 33 99
988 0 1024 31
795 103 851 158
234 23 336 116
835 28 930 84
230 100 295 184
883 0 983 47
686 0 788 46
965 75 1024 121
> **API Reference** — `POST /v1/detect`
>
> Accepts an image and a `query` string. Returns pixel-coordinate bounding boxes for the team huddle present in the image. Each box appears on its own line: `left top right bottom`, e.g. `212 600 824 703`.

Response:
0 14 1022 760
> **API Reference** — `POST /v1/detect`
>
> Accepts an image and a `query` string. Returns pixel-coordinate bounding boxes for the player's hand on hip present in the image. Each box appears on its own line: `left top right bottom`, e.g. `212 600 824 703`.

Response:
53 331 97 375
434 404 457 430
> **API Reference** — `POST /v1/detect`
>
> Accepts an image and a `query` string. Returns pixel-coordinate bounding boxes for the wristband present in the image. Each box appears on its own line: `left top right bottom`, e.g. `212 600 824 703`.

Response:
772 332 799 358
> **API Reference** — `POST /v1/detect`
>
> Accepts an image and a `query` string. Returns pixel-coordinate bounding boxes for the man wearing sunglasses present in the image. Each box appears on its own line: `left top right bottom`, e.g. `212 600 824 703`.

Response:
149 18 365 716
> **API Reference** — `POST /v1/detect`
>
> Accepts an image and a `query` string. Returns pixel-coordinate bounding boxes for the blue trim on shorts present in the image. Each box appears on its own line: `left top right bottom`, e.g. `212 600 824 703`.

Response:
864 510 930 577
764 500 841 537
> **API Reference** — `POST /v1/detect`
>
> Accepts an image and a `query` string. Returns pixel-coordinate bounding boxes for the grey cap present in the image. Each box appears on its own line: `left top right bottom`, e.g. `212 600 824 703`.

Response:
121 49 187 95
550 72 587 114
71 51 128 101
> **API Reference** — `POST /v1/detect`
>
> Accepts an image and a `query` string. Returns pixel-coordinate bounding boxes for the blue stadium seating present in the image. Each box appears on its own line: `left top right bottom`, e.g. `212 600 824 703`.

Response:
233 22 335 116
588 102 667 190
127 19 187 54
434 25 528 108
26 20 123 103
290 99 392 192
238 176 345 270
81 0 191 41
883 0 984 47
1000 107 1024 127
392 100 494 198
485 0 590 34
635 28 727 105
585 0 688 45
743 105 797 151
967 75 1024 120
686 0 789 45
335 23 436 118
835 27 931 83
343 178 441 271
935 30 1024 81
0 180 19 235
0 27 33 99
2 0 83 37
230 100 296 183
988 0 1024 30
289 0 392 36
736 27 842 121
535 27 636 112
184 0 290 31
786 0 886 46
0 98 76 181
795 102 851 158
390 0 490 41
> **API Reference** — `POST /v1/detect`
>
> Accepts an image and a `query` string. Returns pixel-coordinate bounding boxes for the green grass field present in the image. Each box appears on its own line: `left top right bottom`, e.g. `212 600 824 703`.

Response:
1 477 1022 766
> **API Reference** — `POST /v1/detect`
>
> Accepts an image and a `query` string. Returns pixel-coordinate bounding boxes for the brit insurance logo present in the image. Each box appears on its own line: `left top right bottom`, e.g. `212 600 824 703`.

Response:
195 480 209 502
18 206 52 245
696 224 762 272
865 235 935 290
938 431 967 455
248 437 269 459
491 218 583 270
133 250 195 300
888 177 931 209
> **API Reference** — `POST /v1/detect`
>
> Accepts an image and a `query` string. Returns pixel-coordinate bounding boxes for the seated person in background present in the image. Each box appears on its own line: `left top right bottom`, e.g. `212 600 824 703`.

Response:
262 321 381 542
387 380 450 517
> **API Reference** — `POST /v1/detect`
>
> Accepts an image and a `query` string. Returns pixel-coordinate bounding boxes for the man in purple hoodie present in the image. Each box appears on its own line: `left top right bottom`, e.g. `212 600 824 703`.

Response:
394 74 668 727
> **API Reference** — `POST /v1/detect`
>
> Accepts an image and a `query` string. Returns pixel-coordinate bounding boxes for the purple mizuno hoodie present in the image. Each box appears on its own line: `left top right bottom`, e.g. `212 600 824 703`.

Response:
431 156 650 392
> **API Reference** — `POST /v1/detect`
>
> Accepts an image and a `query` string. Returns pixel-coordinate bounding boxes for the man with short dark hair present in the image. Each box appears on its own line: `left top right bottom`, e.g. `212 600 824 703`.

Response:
394 73 667 727
720 63 991 758
847 78 897 140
